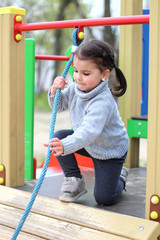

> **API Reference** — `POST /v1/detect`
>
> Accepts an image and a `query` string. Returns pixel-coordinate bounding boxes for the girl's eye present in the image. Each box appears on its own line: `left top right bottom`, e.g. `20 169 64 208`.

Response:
74 69 78 73
83 73 90 76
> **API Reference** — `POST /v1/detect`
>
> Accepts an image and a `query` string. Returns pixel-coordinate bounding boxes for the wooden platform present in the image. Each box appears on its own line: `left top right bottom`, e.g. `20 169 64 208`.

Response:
0 186 160 240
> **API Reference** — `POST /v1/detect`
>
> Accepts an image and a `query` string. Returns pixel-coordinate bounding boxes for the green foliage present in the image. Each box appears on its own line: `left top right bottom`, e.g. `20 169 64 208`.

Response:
15 0 89 53
0 0 115 93
16 0 91 92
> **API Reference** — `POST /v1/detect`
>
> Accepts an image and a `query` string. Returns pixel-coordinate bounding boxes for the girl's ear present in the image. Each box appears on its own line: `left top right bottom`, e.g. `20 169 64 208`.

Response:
102 69 110 79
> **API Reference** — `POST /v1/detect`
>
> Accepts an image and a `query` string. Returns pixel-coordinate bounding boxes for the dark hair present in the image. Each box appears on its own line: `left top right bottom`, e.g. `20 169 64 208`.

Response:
74 39 127 97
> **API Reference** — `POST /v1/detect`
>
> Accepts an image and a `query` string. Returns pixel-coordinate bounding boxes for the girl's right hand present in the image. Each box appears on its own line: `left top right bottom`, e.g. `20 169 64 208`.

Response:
50 76 68 95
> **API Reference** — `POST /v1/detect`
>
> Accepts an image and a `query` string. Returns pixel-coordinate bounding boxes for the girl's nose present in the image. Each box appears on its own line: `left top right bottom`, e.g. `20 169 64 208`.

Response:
77 73 81 81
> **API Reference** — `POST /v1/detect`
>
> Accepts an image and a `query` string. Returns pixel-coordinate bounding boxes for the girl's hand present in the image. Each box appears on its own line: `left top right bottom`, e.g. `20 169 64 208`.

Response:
44 138 64 156
50 76 68 95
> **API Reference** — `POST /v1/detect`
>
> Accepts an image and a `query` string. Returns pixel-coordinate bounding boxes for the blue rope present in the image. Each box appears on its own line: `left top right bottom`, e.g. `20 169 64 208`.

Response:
11 28 84 240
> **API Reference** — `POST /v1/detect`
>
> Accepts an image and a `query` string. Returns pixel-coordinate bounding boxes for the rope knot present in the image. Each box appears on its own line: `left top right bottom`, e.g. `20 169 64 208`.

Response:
72 28 85 47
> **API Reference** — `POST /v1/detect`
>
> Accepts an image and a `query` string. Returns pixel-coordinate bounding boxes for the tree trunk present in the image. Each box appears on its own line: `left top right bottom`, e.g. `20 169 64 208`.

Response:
103 0 115 47
53 0 73 80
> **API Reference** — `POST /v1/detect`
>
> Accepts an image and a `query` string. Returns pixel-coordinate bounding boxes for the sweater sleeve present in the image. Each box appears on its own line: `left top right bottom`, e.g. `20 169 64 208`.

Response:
61 100 113 155
48 85 72 112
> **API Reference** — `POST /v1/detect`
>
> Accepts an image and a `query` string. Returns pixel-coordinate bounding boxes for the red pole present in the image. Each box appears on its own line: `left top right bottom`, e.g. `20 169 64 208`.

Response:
15 15 149 32
35 55 70 61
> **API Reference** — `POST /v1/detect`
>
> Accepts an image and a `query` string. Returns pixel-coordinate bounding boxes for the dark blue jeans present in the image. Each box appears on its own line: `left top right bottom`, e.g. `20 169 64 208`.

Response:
54 129 127 205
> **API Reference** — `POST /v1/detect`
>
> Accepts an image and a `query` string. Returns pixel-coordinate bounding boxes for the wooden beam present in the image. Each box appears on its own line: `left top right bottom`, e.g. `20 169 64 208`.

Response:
0 7 25 187
119 0 142 167
145 0 160 220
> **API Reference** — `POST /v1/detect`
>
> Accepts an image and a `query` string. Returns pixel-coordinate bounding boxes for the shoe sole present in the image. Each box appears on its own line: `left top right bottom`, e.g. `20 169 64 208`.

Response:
59 189 87 202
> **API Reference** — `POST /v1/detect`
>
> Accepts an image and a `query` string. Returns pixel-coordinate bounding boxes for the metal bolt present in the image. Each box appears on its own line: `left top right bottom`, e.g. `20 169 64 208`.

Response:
138 132 141 136
138 122 141 126
138 226 144 231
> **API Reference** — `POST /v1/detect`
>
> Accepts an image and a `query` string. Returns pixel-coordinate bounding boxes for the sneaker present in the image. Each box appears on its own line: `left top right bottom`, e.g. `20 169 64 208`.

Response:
120 167 129 187
59 176 87 202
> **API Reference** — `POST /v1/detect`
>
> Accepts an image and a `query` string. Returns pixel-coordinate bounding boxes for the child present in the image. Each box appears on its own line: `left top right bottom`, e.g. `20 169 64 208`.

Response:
45 39 129 205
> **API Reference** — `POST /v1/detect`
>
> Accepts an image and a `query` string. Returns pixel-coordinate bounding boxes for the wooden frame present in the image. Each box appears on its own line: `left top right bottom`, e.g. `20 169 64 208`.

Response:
145 0 160 219
119 0 142 168
0 186 160 240
0 1 160 232
0 7 25 187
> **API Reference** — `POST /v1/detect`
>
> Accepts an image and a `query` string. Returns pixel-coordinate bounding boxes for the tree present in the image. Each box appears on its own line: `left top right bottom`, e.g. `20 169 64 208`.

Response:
103 0 115 48
0 0 13 7
53 0 95 79
12 0 90 91
53 0 75 79
0 0 116 92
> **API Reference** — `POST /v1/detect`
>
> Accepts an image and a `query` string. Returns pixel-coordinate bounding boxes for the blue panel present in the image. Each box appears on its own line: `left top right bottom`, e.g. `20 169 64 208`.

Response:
141 9 149 115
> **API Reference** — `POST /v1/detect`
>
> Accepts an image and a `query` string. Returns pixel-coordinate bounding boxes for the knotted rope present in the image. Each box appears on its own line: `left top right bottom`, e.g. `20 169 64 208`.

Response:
11 27 84 240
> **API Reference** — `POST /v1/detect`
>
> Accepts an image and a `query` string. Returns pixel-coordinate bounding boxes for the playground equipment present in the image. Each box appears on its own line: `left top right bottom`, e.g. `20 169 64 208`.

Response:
127 9 149 148
0 7 25 187
141 9 149 116
0 0 160 239
25 13 150 177
35 54 70 61
37 8 150 172
25 42 70 180
0 164 5 186
0 185 160 240
12 27 84 240
25 39 35 180
25 9 150 178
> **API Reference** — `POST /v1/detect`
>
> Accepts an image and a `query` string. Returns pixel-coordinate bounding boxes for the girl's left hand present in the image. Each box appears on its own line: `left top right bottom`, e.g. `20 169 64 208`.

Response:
44 138 64 156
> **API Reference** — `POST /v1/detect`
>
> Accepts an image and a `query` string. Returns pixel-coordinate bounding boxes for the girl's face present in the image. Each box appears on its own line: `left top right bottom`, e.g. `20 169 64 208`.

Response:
73 56 110 93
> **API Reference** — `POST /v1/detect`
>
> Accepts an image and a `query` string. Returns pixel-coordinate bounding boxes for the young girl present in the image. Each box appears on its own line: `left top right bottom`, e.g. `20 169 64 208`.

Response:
45 39 129 205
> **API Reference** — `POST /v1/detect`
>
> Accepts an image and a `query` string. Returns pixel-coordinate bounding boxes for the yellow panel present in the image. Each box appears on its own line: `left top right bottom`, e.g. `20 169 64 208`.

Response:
0 6 25 15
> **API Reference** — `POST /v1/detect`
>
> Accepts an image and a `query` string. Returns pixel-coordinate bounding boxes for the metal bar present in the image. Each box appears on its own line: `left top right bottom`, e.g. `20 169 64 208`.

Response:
35 55 70 61
15 15 149 32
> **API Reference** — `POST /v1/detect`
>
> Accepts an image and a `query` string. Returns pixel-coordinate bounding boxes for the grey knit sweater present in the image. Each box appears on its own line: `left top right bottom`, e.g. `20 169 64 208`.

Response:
48 81 129 160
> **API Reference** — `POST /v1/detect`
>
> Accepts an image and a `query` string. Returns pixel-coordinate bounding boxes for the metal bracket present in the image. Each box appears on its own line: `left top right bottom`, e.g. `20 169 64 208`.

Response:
0 164 5 186
150 195 160 222
14 14 22 42
77 26 84 40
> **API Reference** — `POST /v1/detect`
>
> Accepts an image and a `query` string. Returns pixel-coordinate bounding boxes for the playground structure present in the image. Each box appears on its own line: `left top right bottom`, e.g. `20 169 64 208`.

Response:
0 0 160 239
23 9 150 180
25 10 149 178
37 9 150 172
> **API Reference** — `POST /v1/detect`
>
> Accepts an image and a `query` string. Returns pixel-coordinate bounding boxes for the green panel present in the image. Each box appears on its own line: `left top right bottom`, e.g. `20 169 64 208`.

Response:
127 119 148 138
65 46 74 80
25 39 35 180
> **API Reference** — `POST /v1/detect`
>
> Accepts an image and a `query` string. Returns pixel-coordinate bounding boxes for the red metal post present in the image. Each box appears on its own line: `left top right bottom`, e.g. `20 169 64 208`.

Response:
35 55 70 61
15 15 149 32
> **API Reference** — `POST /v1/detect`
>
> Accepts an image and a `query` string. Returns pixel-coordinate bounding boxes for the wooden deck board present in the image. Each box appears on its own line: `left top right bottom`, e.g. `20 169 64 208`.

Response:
0 225 43 240
0 186 160 240
0 204 129 240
